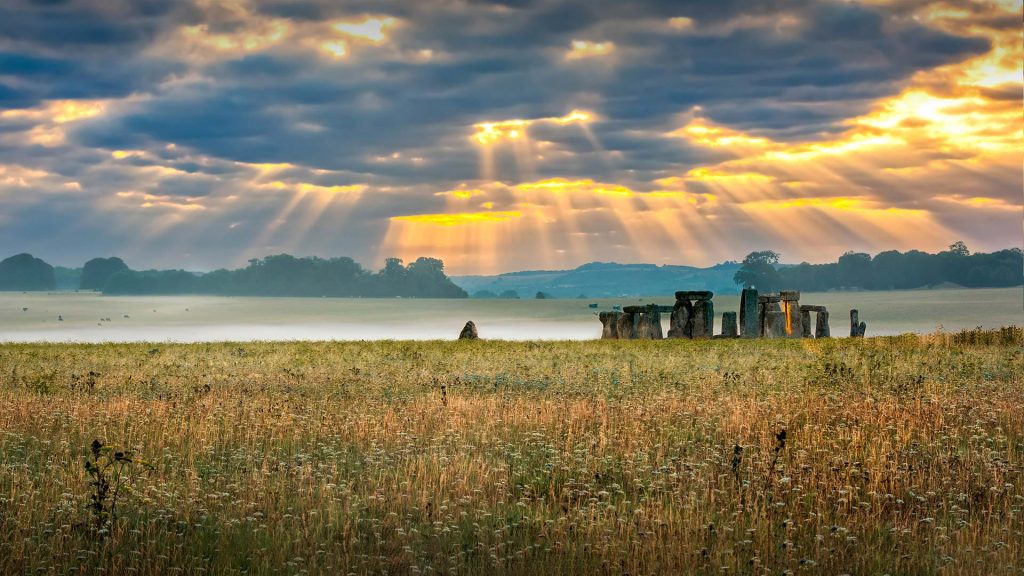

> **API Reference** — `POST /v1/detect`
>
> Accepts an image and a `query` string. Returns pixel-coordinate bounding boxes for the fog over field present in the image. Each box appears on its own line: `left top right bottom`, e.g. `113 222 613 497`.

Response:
1 288 1020 343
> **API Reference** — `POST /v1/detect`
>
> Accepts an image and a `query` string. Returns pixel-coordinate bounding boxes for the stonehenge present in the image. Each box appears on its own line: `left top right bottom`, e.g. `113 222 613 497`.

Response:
596 286 837 341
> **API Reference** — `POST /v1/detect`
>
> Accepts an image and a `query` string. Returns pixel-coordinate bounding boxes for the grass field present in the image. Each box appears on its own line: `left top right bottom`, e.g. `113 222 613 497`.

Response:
1 329 1022 574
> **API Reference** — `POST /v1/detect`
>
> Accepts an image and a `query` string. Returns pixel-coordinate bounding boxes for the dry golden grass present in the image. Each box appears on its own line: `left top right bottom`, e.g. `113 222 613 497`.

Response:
1 329 1022 575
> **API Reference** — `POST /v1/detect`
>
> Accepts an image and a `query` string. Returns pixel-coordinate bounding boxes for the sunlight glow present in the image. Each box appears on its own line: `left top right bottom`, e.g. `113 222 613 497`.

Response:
332 16 396 42
565 40 615 61
393 211 522 226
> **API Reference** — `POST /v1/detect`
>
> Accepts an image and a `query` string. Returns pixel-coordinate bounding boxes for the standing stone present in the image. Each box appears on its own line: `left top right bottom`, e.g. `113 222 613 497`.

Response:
739 288 759 338
616 311 637 340
760 296 781 337
780 291 801 338
858 321 867 337
646 305 664 339
599 311 621 339
668 299 693 339
815 310 831 338
850 309 862 337
634 305 663 339
459 321 479 340
765 310 787 338
800 310 812 338
692 299 714 338
721 311 738 337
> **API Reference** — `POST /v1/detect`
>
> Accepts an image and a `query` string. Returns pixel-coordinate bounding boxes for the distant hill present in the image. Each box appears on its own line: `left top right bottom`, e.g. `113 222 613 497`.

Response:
453 261 742 298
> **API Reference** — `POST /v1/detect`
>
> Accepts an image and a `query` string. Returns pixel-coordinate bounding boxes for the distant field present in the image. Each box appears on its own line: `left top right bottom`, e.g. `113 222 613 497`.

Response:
1 287 1021 342
1 330 1022 574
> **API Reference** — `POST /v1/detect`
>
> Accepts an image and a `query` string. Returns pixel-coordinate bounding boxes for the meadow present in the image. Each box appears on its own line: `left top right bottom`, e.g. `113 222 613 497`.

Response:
1 329 1022 574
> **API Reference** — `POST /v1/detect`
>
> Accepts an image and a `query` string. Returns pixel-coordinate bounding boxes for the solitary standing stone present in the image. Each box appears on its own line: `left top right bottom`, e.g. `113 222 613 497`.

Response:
815 310 830 338
850 310 867 337
721 311 738 337
739 288 758 338
459 321 479 340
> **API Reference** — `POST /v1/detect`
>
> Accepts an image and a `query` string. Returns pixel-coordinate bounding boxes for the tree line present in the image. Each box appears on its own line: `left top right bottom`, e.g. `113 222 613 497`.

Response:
0 253 468 298
734 242 1022 292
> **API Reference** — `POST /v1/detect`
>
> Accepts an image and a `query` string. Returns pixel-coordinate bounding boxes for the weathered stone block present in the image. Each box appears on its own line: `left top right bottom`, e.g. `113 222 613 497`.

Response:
599 311 621 339
800 305 826 312
635 305 663 339
780 290 801 301
783 299 802 338
765 310 787 338
800 310 812 338
459 321 479 340
675 290 713 301
616 312 636 340
722 311 738 337
739 288 758 338
668 300 692 339
816 310 831 338
692 299 714 338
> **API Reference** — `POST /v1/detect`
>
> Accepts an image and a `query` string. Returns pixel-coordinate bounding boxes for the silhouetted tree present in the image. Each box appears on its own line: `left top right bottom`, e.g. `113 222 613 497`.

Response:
80 257 129 290
837 251 871 289
0 253 55 291
733 250 781 291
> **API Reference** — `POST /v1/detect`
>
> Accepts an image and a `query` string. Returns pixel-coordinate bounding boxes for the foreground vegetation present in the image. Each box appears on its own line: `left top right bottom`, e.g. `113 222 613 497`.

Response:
1 329 1022 575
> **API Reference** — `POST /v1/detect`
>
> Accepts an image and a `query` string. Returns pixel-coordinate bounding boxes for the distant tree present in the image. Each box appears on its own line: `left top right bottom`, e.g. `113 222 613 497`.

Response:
80 257 129 290
733 250 780 290
947 241 970 257
499 290 520 299
0 253 55 291
837 251 871 289
535 291 548 299
472 290 498 298
870 250 905 290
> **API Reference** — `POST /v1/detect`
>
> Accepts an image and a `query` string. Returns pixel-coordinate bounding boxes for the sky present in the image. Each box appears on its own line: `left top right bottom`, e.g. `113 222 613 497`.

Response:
0 0 1020 275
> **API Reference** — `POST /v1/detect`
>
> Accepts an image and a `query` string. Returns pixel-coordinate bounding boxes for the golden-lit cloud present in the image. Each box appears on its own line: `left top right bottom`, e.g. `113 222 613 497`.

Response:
332 16 396 43
565 40 615 61
383 0 1022 273
154 8 401 64
113 191 206 212
392 210 522 226
0 99 109 146
434 188 486 199
668 17 694 31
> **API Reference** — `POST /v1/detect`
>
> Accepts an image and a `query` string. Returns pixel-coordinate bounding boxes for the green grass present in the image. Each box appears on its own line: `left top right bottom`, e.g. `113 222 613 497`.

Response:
1 329 1022 574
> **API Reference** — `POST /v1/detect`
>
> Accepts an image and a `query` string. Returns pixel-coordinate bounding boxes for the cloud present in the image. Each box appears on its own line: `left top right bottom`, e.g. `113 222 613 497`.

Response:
0 0 1018 272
